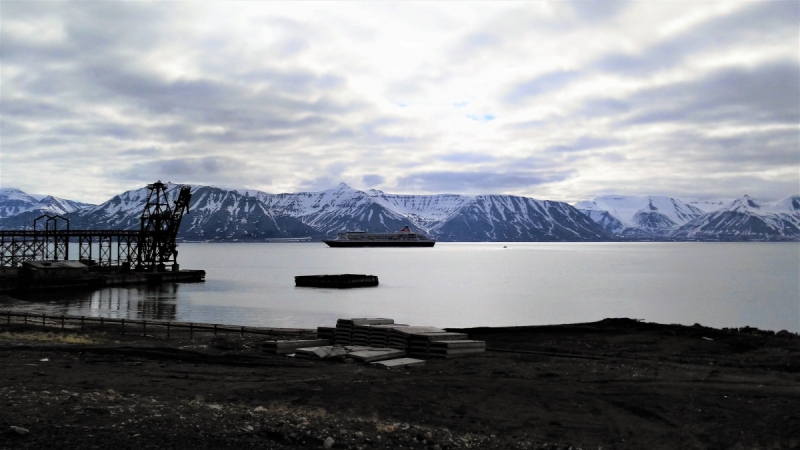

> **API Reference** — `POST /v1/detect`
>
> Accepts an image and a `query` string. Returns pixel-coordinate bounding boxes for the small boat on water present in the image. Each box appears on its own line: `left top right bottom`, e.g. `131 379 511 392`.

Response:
323 226 436 248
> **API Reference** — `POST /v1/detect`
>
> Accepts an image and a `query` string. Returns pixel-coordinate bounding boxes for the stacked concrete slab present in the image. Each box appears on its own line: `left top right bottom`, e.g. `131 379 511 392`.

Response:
368 324 408 347
408 332 469 358
429 340 486 358
388 326 446 350
279 318 485 364
351 324 372 345
316 326 335 341
334 318 394 345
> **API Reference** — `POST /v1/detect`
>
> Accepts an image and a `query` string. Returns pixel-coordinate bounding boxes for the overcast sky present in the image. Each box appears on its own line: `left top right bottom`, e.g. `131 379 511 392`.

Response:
1 1 798 204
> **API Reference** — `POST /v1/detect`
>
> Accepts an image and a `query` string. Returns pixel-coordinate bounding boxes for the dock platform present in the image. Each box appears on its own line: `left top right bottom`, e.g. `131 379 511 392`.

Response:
0 269 205 293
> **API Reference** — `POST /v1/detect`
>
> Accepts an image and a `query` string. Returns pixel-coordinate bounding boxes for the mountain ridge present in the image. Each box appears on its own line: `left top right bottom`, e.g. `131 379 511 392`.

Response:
0 185 797 242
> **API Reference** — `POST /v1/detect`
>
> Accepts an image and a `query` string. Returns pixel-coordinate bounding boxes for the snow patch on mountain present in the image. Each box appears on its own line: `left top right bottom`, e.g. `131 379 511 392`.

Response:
366 189 475 231
679 197 735 213
574 195 703 230
0 188 94 218
671 195 800 240
772 195 800 213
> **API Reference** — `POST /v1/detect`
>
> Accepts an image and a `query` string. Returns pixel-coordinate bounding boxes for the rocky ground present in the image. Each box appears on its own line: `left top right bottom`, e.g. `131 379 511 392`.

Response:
1 318 799 449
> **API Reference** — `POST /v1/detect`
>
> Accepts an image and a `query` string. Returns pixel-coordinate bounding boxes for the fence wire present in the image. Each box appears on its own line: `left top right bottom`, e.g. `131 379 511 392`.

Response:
0 310 316 341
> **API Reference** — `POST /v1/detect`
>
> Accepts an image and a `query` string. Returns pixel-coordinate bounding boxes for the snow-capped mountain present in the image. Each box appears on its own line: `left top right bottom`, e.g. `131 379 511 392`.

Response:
253 183 414 235
433 195 607 241
0 182 610 241
671 195 800 240
2 183 797 241
576 208 626 234
680 198 735 213
0 188 39 218
366 190 475 230
0 188 93 218
574 195 705 234
250 184 607 241
574 193 800 240
65 184 321 240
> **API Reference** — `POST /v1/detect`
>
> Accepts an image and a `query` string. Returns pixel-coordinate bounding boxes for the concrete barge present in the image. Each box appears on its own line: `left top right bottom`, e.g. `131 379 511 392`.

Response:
295 274 379 288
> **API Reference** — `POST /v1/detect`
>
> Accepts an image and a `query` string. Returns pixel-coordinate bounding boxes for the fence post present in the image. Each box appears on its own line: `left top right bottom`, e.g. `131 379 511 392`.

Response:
81 316 84 333
100 317 104 330
213 324 217 336
166 322 170 340
143 320 147 337
189 323 193 340
121 319 125 335
241 326 244 338
42 314 46 327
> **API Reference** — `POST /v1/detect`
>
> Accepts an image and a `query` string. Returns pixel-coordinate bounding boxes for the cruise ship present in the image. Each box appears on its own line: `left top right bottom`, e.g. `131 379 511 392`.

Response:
323 226 436 247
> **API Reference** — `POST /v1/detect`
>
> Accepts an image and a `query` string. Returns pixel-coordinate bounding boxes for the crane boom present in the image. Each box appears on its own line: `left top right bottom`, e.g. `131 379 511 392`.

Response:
137 182 192 271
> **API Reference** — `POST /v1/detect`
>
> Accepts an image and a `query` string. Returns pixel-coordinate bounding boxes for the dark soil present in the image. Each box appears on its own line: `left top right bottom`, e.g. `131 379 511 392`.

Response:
1 318 799 449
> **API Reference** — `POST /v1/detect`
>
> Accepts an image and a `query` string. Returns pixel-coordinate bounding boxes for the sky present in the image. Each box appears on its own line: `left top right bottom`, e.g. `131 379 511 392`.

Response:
1 1 798 204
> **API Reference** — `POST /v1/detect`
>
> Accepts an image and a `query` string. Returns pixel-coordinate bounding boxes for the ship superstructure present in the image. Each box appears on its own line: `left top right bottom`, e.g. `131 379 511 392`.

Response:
324 226 436 247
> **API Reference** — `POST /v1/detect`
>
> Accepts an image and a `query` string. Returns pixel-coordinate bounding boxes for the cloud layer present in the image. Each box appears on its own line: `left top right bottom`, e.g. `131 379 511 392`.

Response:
1 1 797 203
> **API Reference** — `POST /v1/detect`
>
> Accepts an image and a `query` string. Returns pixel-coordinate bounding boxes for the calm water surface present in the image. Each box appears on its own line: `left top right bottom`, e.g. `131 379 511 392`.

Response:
4 242 799 332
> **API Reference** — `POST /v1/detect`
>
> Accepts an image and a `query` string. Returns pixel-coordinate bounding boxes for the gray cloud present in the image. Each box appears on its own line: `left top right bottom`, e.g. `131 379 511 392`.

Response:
117 156 238 182
362 174 385 187
0 2 796 202
299 176 339 192
120 148 161 157
438 153 496 163
621 61 800 126
565 0 631 22
505 71 582 104
656 128 800 170
396 170 575 194
593 1 799 76
546 136 623 153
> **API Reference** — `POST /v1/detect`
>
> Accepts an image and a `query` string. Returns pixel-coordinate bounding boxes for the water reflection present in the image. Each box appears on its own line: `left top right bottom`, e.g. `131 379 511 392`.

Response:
4 284 181 321
2 243 798 332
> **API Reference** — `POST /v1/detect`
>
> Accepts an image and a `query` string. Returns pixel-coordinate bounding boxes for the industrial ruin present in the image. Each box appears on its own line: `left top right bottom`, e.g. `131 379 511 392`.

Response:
0 181 204 292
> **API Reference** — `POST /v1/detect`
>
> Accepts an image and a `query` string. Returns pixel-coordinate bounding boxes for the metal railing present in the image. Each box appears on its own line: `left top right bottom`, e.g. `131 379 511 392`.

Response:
0 310 316 340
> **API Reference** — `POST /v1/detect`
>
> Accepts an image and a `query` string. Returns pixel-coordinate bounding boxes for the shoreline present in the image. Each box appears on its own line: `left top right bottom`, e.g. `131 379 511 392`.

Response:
1 318 798 449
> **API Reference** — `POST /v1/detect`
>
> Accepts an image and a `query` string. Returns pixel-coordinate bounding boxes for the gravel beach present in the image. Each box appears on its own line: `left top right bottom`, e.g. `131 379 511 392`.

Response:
1 318 799 449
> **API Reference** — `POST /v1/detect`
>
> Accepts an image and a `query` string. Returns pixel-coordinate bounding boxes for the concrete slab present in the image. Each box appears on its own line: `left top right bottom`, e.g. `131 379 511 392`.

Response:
371 358 426 369
430 340 486 349
428 348 486 356
410 332 469 342
263 339 332 354
349 349 406 362
294 346 349 359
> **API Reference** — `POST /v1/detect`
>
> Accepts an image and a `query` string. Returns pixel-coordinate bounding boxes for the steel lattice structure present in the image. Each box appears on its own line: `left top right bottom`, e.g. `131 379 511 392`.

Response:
0 182 191 269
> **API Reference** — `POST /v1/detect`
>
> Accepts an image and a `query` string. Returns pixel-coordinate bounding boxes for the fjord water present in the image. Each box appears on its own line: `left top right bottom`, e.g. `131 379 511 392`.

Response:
5 243 799 332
